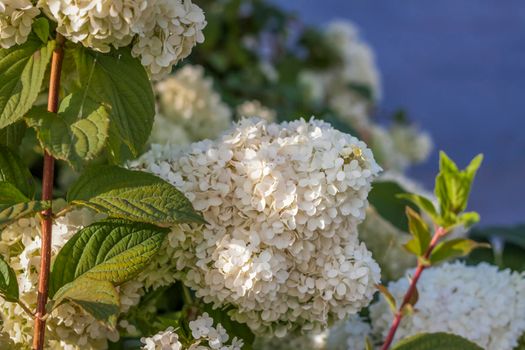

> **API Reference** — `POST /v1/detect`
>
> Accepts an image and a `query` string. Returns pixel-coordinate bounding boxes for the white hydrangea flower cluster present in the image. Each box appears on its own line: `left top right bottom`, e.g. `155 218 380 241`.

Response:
370 124 433 171
370 262 525 350
39 0 206 78
300 20 381 129
236 100 276 122
326 315 372 350
0 209 145 349
152 65 232 144
130 117 382 336
141 313 243 350
0 0 40 49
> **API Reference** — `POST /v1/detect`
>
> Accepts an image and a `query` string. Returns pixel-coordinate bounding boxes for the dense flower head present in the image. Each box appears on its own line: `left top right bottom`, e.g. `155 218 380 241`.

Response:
131 117 382 336
141 313 243 350
0 0 40 48
39 0 206 78
0 209 144 349
152 64 232 143
370 262 525 350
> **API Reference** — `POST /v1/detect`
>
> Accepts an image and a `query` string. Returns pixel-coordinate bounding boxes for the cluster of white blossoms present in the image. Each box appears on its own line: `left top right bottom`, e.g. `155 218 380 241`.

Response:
370 262 525 350
299 20 381 129
38 0 206 78
326 315 372 350
130 117 382 336
0 0 40 49
151 64 232 144
141 313 243 350
370 124 433 171
236 100 276 122
0 209 144 349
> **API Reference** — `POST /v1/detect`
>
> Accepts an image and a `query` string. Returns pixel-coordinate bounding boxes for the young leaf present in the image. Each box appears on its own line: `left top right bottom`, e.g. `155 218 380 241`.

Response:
435 152 483 221
397 193 438 223
49 219 169 296
51 277 119 327
369 181 420 231
71 47 155 162
430 238 490 265
392 332 483 350
0 34 55 129
0 255 19 302
67 165 204 225
457 211 480 229
404 207 431 257
0 122 26 148
376 284 396 312
0 145 35 198
26 93 110 170
365 337 374 350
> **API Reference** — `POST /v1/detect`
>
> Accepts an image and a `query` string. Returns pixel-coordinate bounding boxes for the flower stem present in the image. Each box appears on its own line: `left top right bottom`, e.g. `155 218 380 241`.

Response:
32 33 65 350
380 226 447 350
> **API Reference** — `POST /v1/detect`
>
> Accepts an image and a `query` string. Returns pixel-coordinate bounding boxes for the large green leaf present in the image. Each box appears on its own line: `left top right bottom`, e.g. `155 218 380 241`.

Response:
50 219 169 296
0 122 26 148
369 181 419 232
0 182 48 225
392 332 483 350
67 165 204 225
72 47 155 162
26 93 110 169
0 145 35 198
0 34 54 129
0 255 18 302
51 277 120 327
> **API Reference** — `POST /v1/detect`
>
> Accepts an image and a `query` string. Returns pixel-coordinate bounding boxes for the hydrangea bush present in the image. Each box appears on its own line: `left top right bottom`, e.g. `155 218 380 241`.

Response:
0 1 523 350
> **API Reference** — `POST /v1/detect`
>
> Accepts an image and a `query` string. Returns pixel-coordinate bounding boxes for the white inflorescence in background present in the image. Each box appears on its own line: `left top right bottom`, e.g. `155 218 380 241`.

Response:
39 0 206 78
370 262 525 350
141 313 244 350
130 117 382 336
152 64 232 143
326 315 372 350
0 0 40 48
0 209 144 349
236 100 276 122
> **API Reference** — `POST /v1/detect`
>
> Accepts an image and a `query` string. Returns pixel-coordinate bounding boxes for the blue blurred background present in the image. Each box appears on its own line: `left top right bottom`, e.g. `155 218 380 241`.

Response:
272 0 525 227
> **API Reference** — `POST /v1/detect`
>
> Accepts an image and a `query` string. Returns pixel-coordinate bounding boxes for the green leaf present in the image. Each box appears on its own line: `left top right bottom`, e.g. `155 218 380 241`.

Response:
51 277 119 327
404 207 432 257
0 145 35 198
71 47 155 162
434 152 483 222
0 121 26 148
376 284 396 312
50 219 169 296
369 181 420 231
0 34 54 129
0 255 19 302
397 193 438 222
457 211 480 229
392 332 483 350
32 18 50 43
26 93 110 169
0 182 49 225
430 238 490 265
67 165 204 225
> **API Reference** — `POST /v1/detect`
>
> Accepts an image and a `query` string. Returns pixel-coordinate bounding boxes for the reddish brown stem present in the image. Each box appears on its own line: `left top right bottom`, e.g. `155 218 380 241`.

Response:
380 226 447 350
32 34 65 350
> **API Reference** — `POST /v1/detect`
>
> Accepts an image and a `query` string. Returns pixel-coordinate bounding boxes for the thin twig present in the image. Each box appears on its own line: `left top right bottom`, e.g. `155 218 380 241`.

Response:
32 33 65 350
380 226 447 350
17 300 35 317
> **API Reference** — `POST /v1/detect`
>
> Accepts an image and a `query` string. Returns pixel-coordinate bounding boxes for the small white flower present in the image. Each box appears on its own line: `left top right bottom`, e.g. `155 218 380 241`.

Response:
236 100 276 122
0 0 40 48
